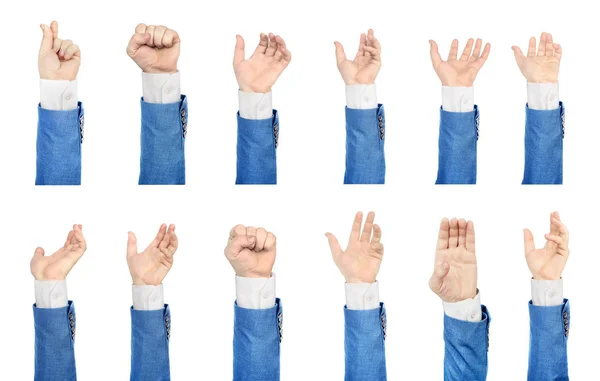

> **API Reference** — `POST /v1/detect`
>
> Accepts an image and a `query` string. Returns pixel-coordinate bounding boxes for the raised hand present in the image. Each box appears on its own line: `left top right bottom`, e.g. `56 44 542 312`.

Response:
126 24 180 73
334 29 382 85
233 33 292 93
524 212 570 280
225 225 277 278
512 32 561 83
38 21 81 81
31 224 87 280
325 211 383 283
127 224 178 286
429 38 491 87
429 218 477 303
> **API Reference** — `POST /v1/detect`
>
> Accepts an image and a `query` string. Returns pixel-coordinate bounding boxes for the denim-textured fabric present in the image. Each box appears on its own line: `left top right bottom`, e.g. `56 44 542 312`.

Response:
130 305 171 381
344 105 386 184
522 103 564 184
436 106 479 184
233 298 282 380
236 111 278 184
528 299 570 381
344 303 387 381
443 305 490 381
33 301 77 381
139 96 187 185
36 103 84 185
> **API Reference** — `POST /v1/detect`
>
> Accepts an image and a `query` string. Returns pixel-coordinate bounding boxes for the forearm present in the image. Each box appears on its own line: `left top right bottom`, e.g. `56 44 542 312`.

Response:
130 304 171 381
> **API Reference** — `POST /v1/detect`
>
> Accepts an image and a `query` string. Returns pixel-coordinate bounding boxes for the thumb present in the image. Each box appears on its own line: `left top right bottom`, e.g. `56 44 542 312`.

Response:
39 24 54 53
429 40 443 69
228 235 256 255
126 33 150 57
32 247 45 260
233 35 245 66
325 233 343 257
429 261 449 292
523 229 535 254
127 232 137 258
334 42 346 66
512 46 525 64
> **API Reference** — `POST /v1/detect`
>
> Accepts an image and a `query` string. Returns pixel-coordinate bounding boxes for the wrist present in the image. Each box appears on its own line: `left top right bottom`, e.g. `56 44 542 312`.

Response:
143 67 177 75
131 277 161 286
442 80 473 87
345 275 376 284
239 84 272 94
237 271 272 278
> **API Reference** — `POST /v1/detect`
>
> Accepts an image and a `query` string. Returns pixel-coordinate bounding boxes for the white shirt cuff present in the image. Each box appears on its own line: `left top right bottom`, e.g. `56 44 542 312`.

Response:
443 290 482 322
531 279 563 306
40 79 78 111
132 284 165 310
442 86 474 112
345 281 380 310
142 72 181 104
346 84 378 109
235 274 276 309
238 91 273 119
527 82 559 110
35 280 68 308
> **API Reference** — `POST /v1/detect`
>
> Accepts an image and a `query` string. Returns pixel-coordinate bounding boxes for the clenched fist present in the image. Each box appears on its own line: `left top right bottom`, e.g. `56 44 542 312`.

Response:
225 225 276 278
39 21 81 81
326 212 383 284
429 38 491 87
524 212 570 280
429 218 478 303
127 224 178 286
31 224 87 281
512 32 562 83
334 29 382 85
127 24 180 73
233 33 292 93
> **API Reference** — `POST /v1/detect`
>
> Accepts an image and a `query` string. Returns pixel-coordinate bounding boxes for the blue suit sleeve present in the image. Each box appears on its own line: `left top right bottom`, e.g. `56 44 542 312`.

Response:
443 305 490 381
522 103 564 184
236 111 279 184
130 305 171 381
139 96 187 185
344 105 386 184
436 106 479 184
344 303 387 381
33 301 77 381
36 103 84 185
233 298 282 380
528 299 570 381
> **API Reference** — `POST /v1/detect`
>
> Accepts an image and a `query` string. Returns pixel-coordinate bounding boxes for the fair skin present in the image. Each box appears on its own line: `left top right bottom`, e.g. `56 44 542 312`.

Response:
334 29 382 85
126 24 180 74
429 218 478 303
31 224 86 281
325 211 383 284
127 224 178 286
233 33 292 93
429 38 491 87
512 32 562 83
225 225 277 278
524 212 570 281
39 21 81 81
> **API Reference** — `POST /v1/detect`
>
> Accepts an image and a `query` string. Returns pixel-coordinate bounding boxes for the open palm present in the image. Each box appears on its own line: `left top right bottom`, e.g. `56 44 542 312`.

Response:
38 21 81 81
430 218 477 303
127 224 178 286
430 38 490 87
334 29 381 85
31 224 86 280
524 212 569 280
512 32 561 83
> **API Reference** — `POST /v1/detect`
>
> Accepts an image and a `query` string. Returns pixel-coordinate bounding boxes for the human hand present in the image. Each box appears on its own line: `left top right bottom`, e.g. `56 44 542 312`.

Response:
38 21 81 81
31 224 87 281
429 38 491 87
524 212 570 280
233 33 292 93
225 225 276 278
127 224 178 286
334 29 381 85
429 218 477 303
512 32 561 83
325 211 383 284
126 24 180 74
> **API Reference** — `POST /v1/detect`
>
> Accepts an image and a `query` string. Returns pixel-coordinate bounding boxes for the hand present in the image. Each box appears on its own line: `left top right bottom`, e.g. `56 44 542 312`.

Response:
38 21 81 81
126 24 180 74
524 212 570 280
225 225 276 278
429 218 477 303
31 224 86 281
233 33 292 93
127 224 178 286
512 32 561 83
429 38 491 87
325 211 383 284
334 29 382 85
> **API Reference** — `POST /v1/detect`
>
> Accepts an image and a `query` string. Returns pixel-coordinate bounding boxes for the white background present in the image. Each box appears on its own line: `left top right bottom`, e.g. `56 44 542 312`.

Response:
0 0 597 379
